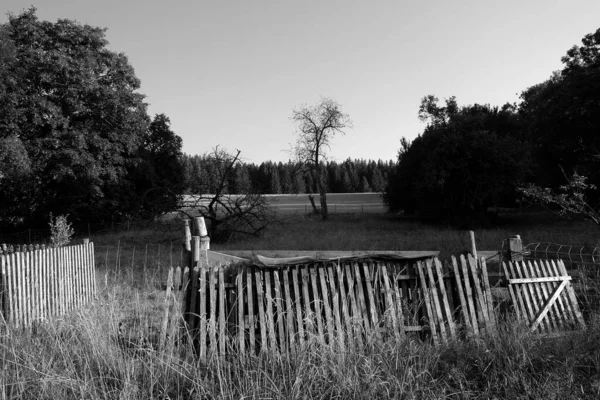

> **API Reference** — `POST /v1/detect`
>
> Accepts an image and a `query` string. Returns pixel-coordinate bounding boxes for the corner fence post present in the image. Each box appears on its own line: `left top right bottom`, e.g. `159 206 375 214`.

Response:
194 217 210 261
508 235 523 262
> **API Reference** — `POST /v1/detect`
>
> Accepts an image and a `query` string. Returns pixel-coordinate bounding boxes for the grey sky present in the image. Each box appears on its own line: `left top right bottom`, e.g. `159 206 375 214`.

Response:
3 0 599 163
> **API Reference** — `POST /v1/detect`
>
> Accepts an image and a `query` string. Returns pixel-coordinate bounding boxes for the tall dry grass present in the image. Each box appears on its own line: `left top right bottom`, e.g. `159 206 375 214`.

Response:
2 212 600 399
2 281 599 399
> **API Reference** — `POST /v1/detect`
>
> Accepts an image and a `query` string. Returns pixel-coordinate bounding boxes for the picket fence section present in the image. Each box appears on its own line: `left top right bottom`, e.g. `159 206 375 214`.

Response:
0 242 96 328
502 258 585 333
160 252 498 358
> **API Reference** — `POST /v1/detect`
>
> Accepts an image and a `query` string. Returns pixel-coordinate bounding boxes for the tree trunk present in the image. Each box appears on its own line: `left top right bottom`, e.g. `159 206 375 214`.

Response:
308 194 320 215
319 189 328 220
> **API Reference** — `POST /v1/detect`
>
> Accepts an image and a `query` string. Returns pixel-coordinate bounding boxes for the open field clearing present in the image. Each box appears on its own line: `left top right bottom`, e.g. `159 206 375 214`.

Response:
180 192 385 216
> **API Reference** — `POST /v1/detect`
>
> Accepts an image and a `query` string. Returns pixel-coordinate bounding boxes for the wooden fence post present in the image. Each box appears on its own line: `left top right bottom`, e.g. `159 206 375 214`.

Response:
183 219 192 269
509 235 523 262
469 231 477 260
194 217 210 259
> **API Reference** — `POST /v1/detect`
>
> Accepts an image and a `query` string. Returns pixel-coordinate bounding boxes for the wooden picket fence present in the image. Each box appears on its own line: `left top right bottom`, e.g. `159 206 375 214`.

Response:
0 241 96 328
160 252 497 357
502 258 585 333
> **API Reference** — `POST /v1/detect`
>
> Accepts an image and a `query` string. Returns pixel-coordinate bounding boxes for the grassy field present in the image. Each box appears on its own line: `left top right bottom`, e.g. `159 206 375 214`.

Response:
2 211 600 399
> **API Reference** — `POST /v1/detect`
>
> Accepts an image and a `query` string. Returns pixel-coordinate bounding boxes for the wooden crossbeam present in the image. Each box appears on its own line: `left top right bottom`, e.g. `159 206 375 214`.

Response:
509 276 571 284
530 280 568 332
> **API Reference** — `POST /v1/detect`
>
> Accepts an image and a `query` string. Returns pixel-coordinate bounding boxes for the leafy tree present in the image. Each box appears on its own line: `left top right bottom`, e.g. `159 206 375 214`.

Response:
291 97 352 219
131 114 185 219
519 27 600 190
0 8 152 226
386 96 530 222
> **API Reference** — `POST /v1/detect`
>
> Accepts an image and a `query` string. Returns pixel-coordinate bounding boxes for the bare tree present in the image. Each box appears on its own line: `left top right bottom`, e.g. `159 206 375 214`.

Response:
180 148 277 241
291 97 352 220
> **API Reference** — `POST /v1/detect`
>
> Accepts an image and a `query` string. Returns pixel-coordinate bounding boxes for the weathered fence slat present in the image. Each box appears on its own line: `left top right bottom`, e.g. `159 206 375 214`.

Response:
246 268 255 354
308 265 325 343
264 270 277 352
291 266 303 346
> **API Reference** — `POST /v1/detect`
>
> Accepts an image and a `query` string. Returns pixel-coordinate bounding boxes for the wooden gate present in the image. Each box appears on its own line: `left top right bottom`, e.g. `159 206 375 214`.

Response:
502 258 585 333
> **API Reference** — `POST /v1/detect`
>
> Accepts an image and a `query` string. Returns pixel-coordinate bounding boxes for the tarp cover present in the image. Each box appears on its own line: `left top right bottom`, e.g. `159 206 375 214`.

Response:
252 251 438 268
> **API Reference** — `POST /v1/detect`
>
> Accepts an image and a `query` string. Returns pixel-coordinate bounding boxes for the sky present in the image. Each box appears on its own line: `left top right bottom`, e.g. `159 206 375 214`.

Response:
2 1 600 164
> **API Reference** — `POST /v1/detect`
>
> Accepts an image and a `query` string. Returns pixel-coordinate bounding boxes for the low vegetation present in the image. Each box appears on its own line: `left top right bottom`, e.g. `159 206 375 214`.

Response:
2 212 600 399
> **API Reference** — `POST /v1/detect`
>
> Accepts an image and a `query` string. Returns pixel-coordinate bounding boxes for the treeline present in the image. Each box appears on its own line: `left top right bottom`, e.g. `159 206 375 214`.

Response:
181 155 395 194
385 27 600 223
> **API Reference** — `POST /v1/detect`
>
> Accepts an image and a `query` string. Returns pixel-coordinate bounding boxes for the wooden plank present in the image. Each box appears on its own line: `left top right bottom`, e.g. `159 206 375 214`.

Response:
557 260 586 328
530 280 569 332
308 264 325 344
361 262 380 341
273 270 286 352
12 253 19 327
351 262 370 329
235 270 245 354
344 263 363 347
79 245 87 306
291 266 304 345
246 268 255 354
300 266 313 336
380 263 399 342
24 251 31 326
353 262 371 342
33 249 39 322
390 265 405 336
451 256 472 330
327 264 344 351
479 258 496 334
255 269 268 352
416 260 438 344
208 267 217 357
188 266 199 334
73 246 80 309
196 266 207 359
65 247 71 314
425 259 446 341
467 254 491 334
282 267 295 350
531 260 558 330
318 265 334 343
459 255 479 335
434 258 456 338
218 266 226 356
336 263 352 348
509 276 572 284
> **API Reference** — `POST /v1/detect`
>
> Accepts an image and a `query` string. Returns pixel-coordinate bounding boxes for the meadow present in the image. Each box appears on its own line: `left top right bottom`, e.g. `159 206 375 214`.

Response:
1 211 600 399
